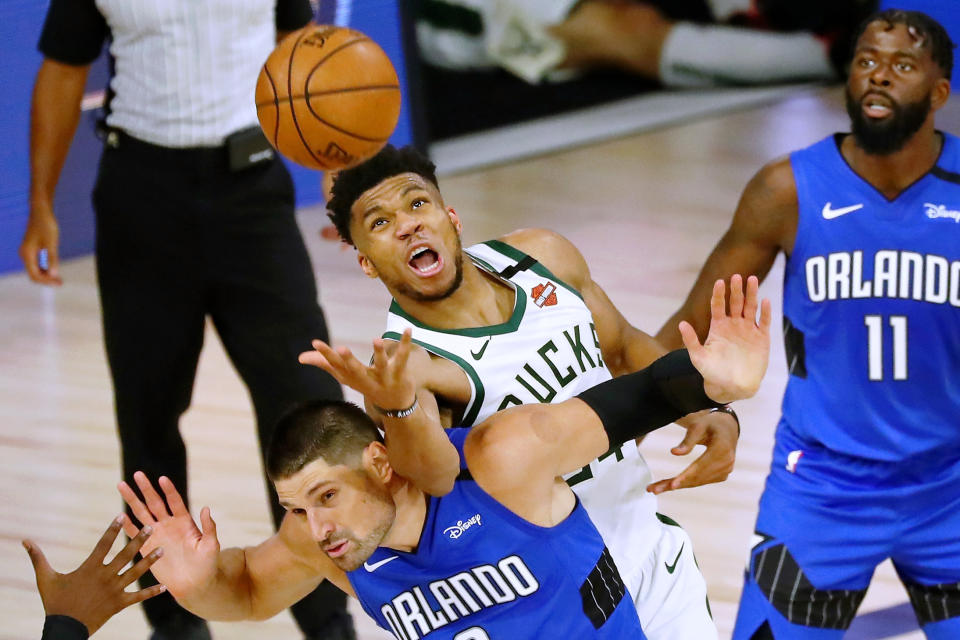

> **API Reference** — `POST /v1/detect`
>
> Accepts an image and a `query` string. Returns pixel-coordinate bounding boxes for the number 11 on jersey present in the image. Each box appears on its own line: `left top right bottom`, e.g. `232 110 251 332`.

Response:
864 315 908 381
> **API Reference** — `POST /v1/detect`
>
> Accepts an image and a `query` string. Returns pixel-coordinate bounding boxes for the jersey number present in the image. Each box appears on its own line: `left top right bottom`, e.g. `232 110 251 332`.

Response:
454 627 490 639
864 315 908 380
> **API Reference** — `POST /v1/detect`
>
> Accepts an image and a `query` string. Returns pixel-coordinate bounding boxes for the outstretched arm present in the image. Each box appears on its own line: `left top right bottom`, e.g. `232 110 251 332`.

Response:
504 227 742 493
300 333 461 495
467 275 771 518
657 158 796 349
118 473 340 621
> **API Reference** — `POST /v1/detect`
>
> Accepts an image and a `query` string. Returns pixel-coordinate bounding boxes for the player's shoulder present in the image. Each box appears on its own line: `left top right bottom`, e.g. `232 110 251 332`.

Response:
496 228 589 290
737 155 799 220
749 155 797 198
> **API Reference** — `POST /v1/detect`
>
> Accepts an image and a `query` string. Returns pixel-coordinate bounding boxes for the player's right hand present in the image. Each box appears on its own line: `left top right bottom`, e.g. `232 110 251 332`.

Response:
19 203 62 285
118 472 220 599
299 328 418 412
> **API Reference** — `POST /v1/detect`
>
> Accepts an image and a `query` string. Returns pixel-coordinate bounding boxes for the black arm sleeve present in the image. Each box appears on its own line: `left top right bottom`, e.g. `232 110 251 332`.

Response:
41 615 89 640
276 0 314 32
37 0 108 66
577 349 723 448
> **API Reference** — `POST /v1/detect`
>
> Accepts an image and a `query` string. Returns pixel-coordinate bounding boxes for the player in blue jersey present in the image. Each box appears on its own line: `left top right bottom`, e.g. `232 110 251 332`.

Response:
114 278 770 639
659 10 959 640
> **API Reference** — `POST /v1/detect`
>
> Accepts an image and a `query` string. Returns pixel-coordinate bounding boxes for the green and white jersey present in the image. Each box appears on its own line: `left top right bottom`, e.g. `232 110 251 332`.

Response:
383 239 660 595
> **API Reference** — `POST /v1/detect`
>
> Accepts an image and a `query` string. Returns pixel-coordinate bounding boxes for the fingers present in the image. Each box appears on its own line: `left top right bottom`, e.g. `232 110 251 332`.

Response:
743 275 759 321
86 515 125 565
22 539 54 583
118 479 156 527
108 524 153 573
646 477 676 495
118 513 141 539
372 338 389 372
45 246 62 284
133 471 172 520
158 476 189 517
678 321 703 356
672 422 706 456
390 329 413 374
728 274 745 318
759 298 772 332
709 278 726 323
199 506 218 541
119 546 163 588
126 583 168 606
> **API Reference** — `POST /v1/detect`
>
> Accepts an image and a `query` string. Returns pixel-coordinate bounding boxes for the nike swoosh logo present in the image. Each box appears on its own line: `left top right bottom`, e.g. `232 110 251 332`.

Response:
665 543 684 574
363 555 399 572
470 338 491 360
822 202 864 219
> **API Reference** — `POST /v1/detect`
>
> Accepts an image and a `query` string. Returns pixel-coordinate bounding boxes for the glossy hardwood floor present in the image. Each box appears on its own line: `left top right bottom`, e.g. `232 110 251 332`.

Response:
0 86 937 639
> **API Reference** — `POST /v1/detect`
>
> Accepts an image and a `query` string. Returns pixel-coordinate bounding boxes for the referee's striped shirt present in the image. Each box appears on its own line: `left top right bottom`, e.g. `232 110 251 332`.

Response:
38 0 314 148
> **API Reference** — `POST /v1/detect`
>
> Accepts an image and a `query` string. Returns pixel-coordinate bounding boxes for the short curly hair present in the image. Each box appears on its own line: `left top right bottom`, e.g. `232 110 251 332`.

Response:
327 145 439 246
850 9 955 80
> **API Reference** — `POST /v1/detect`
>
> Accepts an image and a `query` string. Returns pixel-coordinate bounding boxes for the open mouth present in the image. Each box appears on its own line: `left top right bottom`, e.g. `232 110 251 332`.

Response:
862 93 893 119
324 540 350 558
408 246 444 277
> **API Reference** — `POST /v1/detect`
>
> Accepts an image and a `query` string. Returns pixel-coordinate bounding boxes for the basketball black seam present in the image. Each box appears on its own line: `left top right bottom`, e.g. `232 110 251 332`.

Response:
303 103 394 143
304 37 372 90
287 30 327 168
254 84 400 108
263 66 281 150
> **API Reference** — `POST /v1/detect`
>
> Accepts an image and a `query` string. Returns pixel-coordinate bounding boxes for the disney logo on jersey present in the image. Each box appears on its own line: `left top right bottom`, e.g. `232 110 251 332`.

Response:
444 513 482 539
924 203 960 223
531 282 558 307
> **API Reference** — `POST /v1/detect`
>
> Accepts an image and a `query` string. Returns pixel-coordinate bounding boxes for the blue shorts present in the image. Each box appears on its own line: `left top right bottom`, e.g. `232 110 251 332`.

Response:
732 429 960 640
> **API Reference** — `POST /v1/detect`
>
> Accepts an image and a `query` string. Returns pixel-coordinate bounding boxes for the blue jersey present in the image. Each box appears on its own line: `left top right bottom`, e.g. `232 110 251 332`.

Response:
780 133 960 464
347 429 645 640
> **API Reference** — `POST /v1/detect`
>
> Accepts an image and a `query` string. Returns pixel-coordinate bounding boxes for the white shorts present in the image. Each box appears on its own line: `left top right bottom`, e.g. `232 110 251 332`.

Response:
627 514 719 640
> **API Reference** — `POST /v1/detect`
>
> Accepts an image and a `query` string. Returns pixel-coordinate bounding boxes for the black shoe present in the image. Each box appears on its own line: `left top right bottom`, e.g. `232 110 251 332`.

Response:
149 619 212 640
304 613 356 640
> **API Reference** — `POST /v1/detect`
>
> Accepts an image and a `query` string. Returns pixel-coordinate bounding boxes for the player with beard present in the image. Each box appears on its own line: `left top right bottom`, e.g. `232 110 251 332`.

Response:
115 285 771 639
311 144 745 637
657 10 960 640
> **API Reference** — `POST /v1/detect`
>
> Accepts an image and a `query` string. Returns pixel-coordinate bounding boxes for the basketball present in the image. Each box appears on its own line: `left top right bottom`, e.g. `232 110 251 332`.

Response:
255 24 401 171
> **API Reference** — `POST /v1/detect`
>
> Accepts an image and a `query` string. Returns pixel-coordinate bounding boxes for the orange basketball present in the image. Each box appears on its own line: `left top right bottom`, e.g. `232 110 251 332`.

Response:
255 24 401 171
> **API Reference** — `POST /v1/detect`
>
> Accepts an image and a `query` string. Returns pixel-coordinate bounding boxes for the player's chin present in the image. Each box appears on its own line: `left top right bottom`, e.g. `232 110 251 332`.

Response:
332 546 368 572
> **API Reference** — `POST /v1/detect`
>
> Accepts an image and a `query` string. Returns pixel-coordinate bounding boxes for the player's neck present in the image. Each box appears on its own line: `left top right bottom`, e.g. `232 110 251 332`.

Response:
381 482 429 553
842 124 943 200
394 258 516 330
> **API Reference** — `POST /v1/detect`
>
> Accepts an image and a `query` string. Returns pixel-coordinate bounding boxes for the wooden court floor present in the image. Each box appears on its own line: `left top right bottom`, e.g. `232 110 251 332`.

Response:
0 87 935 639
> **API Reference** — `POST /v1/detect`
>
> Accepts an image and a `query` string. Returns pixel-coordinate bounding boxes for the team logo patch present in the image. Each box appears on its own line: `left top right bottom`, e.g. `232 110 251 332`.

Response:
531 282 558 307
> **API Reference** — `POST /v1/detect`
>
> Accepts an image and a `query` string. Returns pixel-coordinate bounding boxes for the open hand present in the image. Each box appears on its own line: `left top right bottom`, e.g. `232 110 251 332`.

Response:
118 472 220 599
23 516 166 636
679 274 771 404
299 328 418 412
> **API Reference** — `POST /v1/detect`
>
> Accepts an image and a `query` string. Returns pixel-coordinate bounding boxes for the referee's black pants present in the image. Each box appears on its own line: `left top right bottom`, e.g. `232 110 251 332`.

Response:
93 132 349 636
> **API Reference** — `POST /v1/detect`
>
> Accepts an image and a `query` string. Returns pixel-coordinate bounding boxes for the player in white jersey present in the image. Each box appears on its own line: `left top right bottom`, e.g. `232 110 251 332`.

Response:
311 145 741 638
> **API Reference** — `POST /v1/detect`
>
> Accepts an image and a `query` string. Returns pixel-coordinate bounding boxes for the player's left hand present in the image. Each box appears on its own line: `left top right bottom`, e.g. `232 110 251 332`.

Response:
646 409 737 494
300 328 419 412
679 274 771 404
23 516 166 636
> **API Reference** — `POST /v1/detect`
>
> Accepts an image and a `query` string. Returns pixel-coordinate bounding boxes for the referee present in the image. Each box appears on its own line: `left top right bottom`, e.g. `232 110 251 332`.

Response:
20 1 353 639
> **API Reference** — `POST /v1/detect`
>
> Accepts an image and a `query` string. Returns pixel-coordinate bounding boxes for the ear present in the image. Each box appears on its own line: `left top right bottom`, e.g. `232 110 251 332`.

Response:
363 441 394 483
931 77 951 111
447 207 462 235
358 253 379 279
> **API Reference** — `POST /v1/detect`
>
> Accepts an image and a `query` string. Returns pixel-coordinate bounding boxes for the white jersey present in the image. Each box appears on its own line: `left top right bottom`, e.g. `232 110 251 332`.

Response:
383 239 660 597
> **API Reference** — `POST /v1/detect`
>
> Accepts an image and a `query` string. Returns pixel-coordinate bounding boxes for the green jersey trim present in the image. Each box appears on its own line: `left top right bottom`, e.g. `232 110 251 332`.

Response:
481 239 585 302
382 331 486 427
386 265 527 338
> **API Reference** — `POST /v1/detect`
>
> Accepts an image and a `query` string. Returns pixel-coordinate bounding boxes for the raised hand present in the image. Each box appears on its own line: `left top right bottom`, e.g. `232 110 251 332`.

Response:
679 274 771 404
118 472 220 599
299 328 418 411
23 517 166 636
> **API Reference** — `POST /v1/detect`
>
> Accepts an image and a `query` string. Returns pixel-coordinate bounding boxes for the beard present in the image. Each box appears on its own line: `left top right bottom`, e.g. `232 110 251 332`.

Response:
845 86 932 155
